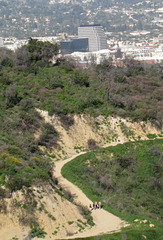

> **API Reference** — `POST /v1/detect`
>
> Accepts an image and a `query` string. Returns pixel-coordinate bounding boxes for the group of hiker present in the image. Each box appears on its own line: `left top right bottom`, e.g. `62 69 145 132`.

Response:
89 201 102 211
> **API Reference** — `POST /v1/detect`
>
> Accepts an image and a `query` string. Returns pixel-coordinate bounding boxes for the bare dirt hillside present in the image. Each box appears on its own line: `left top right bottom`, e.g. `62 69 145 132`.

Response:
0 185 89 240
37 110 162 159
0 111 162 240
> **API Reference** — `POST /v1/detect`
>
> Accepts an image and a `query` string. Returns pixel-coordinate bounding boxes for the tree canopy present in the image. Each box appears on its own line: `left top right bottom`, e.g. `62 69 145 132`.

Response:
27 38 60 63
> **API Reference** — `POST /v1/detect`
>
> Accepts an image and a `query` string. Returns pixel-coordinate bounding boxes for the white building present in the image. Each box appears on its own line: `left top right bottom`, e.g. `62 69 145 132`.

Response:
119 41 163 63
78 24 107 52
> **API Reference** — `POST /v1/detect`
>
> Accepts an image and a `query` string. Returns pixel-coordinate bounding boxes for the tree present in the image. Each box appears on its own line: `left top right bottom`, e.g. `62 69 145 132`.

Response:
73 71 89 87
15 46 30 68
14 38 60 72
0 48 14 69
27 38 60 63
137 20 143 30
124 58 144 76
4 86 22 108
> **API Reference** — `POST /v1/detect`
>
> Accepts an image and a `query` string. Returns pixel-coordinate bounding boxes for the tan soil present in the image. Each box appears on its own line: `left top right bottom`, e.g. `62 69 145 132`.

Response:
0 111 162 240
0 185 89 240
37 110 161 159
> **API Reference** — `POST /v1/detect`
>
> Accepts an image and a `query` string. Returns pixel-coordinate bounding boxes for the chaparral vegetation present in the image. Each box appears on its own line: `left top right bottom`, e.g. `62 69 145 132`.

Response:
0 39 163 239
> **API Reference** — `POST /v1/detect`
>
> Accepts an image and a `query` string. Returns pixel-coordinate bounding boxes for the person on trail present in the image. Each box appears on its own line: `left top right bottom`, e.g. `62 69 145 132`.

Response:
93 202 95 210
99 201 101 209
95 201 97 209
89 204 93 211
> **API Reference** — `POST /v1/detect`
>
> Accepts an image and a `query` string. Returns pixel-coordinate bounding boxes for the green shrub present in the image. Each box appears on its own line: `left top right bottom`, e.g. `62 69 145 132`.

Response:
38 123 59 148
30 224 47 238
0 187 5 198
114 76 127 83
10 237 19 240
87 139 98 150
73 71 89 87
1 57 13 67
147 134 157 139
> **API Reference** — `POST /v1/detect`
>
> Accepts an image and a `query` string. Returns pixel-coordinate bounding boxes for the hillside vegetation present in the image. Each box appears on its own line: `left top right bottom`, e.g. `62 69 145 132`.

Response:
0 42 163 120
0 41 163 239
0 40 163 195
62 139 163 240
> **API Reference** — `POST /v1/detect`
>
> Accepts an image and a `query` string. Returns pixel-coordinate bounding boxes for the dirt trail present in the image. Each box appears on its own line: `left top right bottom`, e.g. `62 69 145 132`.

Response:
54 149 128 239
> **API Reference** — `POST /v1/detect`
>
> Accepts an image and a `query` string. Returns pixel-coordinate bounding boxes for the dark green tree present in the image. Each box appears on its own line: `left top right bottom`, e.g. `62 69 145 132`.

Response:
27 38 60 63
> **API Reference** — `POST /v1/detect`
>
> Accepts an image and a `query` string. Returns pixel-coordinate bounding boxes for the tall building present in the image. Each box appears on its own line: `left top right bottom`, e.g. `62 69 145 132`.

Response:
78 24 107 52
60 38 88 54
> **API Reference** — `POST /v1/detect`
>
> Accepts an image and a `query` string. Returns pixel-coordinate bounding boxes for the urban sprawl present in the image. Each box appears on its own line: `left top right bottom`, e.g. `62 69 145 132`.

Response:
0 25 163 67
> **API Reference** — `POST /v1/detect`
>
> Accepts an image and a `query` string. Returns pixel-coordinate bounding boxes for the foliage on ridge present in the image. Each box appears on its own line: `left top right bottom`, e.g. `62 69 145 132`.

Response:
0 41 163 195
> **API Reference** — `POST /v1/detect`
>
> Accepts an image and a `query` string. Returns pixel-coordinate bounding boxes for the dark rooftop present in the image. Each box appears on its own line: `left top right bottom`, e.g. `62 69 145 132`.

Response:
79 24 101 27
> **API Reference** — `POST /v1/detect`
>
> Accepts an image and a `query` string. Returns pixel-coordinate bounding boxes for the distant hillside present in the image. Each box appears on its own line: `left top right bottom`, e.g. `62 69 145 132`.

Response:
0 0 162 38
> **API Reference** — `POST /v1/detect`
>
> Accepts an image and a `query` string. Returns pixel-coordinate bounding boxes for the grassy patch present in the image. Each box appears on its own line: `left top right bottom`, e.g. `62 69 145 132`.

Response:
30 224 47 238
62 139 163 240
68 221 74 225
147 133 157 139
72 225 162 240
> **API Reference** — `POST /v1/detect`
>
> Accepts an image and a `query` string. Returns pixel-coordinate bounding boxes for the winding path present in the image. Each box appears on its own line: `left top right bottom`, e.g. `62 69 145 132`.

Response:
54 149 128 239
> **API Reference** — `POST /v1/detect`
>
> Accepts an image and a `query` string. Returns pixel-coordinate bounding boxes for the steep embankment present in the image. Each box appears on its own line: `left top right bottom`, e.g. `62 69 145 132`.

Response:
37 110 162 158
0 112 162 240
0 184 90 240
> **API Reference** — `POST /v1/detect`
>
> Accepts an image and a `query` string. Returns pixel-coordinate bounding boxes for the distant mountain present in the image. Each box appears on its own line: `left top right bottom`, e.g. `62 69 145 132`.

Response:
0 0 162 38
